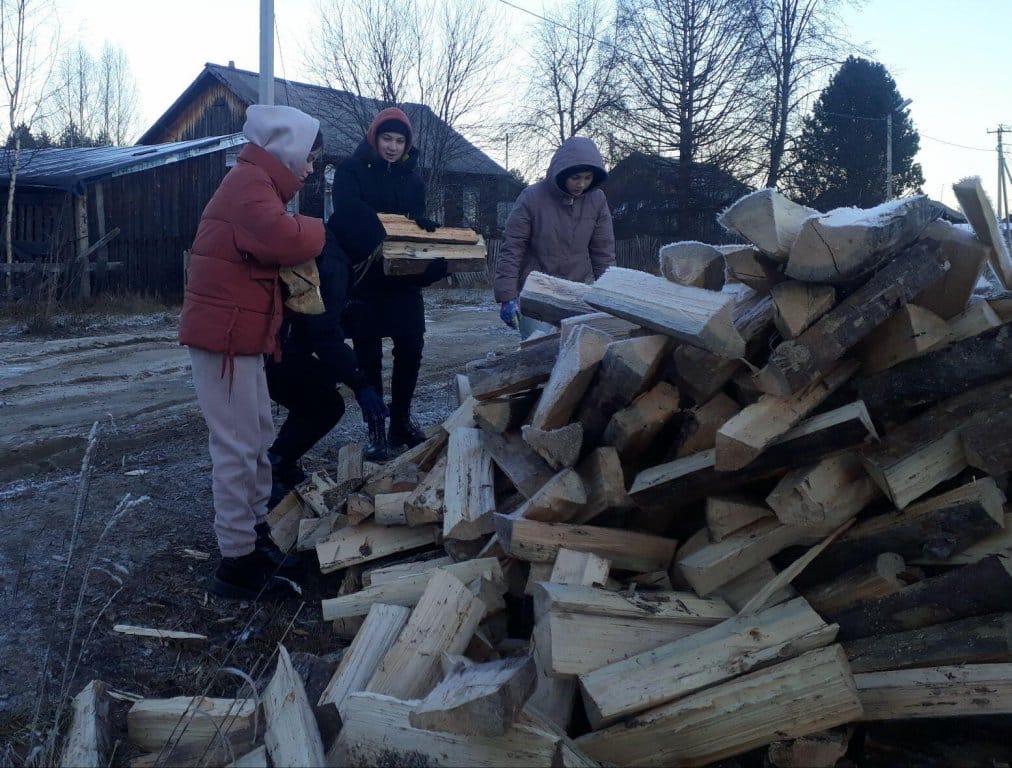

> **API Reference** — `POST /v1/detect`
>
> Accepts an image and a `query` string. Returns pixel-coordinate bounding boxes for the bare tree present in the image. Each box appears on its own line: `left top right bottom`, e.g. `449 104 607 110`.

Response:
305 0 505 215
619 0 765 221
747 0 857 188
96 42 140 145
512 0 627 175
50 41 97 145
0 0 59 298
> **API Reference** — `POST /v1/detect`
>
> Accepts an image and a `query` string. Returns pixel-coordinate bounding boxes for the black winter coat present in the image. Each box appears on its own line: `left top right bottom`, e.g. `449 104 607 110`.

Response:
332 140 432 338
271 227 370 393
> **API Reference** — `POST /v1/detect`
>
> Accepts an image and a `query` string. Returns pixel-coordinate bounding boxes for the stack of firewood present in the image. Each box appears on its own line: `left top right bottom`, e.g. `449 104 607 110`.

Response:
62 179 1012 767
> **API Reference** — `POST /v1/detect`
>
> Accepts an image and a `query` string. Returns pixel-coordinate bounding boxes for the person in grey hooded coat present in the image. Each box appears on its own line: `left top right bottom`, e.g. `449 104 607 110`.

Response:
493 136 616 337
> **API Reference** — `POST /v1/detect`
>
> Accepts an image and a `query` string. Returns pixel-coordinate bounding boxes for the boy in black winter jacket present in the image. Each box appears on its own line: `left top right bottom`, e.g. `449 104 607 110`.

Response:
265 200 389 507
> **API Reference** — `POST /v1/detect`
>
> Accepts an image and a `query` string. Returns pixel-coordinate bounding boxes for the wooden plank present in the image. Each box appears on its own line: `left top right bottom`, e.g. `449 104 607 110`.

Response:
579 598 836 729
60 680 111 768
575 646 863 768
829 553 1012 641
658 241 725 289
519 271 595 324
716 359 858 471
512 468 587 523
263 645 326 768
366 570 486 700
953 175 1012 287
316 521 439 573
766 453 880 531
771 281 836 340
481 430 556 499
409 656 537 737
844 613 1012 673
717 188 817 261
914 219 991 319
585 266 746 358
467 339 561 400
383 242 486 275
495 515 677 573
857 304 951 375
529 325 610 431
856 663 1012 720
757 241 950 396
111 625 207 643
319 604 411 716
321 559 503 620
443 427 496 540
378 212 479 243
800 553 910 616
786 196 937 283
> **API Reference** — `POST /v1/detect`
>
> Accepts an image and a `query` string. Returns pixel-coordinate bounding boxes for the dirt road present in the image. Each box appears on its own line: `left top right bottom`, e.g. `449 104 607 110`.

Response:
0 289 516 752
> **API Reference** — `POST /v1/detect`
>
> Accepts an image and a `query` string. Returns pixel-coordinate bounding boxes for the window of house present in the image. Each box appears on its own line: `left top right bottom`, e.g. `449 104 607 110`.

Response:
324 164 336 220
462 187 479 228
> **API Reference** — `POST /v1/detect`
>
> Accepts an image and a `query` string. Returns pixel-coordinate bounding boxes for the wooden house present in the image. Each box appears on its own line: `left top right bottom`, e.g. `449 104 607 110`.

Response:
139 62 522 236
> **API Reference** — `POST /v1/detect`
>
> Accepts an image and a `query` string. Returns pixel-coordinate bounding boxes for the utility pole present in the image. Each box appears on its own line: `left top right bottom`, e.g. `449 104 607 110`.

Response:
259 0 274 105
988 125 1012 252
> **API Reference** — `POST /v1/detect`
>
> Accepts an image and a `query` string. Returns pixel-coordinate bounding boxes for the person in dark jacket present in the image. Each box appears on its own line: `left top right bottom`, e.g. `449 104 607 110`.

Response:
332 107 447 460
265 200 389 508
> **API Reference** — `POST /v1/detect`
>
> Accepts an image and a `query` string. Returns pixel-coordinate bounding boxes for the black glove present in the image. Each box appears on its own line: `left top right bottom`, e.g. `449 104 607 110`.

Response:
419 257 448 286
412 216 440 233
354 385 388 423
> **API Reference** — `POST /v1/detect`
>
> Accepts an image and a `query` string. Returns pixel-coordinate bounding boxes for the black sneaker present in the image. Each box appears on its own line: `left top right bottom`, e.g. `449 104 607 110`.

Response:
364 418 392 462
388 415 426 449
267 451 307 509
254 521 303 576
209 550 290 600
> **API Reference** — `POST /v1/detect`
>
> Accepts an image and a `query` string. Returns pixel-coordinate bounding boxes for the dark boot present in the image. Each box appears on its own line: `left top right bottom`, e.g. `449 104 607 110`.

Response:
254 521 303 576
268 450 307 509
364 418 392 462
209 550 290 600
388 414 426 449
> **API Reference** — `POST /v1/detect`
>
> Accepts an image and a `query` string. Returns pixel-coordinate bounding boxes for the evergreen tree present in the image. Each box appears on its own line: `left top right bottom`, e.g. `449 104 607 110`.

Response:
792 56 923 209
5 123 38 149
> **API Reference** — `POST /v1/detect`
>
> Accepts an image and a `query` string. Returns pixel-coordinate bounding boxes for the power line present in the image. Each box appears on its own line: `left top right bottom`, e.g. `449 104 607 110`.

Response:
920 133 995 153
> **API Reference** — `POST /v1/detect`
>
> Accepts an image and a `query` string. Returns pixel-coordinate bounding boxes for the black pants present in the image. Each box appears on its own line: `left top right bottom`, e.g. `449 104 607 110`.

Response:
353 332 424 420
265 353 346 464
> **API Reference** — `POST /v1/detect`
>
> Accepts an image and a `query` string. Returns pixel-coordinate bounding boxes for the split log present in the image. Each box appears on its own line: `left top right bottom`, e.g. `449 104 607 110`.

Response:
766 452 880 531
800 553 910 616
584 266 747 358
519 271 595 325
473 392 538 434
758 241 950 395
576 335 669 445
658 241 725 289
266 492 311 552
337 442 364 483
227 746 268 768
403 454 446 526
454 372 471 406
322 558 503 620
601 380 681 464
443 427 496 540
481 430 556 498
676 518 810 596
720 244 785 293
297 514 346 551
442 396 477 434
860 375 1012 508
953 175 1012 287
728 284 776 351
829 553 1012 641
857 304 951 375
111 625 207 643
522 424 583 469
127 697 256 765
364 555 454 586
574 646 863 768
711 560 795 612
529 325 611 431
949 299 1001 343
857 321 1012 424
263 645 326 768
60 680 111 768
363 431 445 495
467 338 561 400
560 311 642 342
495 515 677 573
366 570 486 700
578 597 836 729
378 214 479 244
856 663 1012 720
716 359 858 471
512 469 587 523
633 400 878 509
573 446 635 523
961 409 1012 477
382 242 485 276
786 196 937 283
374 492 411 525
409 656 537 737
767 728 852 768
914 219 992 319
677 393 741 458
771 281 836 340
549 548 610 587
812 478 1005 574
913 512 1012 566
705 495 773 541
844 613 1012 673
670 344 741 404
316 521 439 573
345 493 374 526
717 188 818 261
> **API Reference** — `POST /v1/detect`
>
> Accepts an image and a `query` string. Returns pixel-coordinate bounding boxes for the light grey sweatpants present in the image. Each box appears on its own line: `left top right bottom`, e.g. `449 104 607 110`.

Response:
189 348 274 557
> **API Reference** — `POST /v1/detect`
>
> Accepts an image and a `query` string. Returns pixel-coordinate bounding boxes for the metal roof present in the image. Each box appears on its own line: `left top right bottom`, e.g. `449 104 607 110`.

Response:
0 133 247 194
140 63 510 178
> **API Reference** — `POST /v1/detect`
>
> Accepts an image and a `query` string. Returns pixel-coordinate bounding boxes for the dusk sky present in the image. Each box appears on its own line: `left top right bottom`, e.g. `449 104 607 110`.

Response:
59 0 1011 208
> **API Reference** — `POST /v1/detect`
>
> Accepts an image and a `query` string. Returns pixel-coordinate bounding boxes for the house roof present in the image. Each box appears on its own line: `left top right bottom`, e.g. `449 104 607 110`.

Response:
0 133 246 195
139 63 510 178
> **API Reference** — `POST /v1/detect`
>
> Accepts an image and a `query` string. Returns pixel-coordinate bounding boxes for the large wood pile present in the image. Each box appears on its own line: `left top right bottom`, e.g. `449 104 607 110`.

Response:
63 181 1012 767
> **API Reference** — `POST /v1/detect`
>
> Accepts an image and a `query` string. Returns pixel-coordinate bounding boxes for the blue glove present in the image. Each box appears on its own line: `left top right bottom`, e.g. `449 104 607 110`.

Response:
499 300 520 329
354 386 388 423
